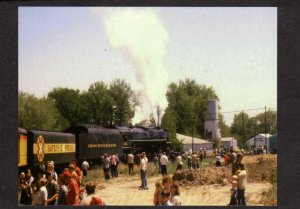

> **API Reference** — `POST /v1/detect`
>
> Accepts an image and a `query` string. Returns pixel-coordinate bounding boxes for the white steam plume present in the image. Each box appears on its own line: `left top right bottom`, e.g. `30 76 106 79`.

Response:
91 8 169 125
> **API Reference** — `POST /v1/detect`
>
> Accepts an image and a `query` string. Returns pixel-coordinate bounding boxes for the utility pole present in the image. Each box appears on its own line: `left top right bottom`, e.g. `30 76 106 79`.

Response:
242 111 245 149
265 106 267 152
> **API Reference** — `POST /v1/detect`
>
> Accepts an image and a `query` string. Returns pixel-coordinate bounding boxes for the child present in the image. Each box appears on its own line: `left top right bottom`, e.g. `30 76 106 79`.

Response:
170 182 181 206
153 180 163 205
162 175 173 191
160 188 173 206
228 175 238 205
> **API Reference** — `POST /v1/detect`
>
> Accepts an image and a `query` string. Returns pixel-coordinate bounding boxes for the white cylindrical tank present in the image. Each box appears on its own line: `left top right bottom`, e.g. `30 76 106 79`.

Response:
207 99 218 120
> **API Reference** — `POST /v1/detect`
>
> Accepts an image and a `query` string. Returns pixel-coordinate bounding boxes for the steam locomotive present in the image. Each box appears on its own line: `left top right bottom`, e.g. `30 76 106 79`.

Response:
18 124 169 173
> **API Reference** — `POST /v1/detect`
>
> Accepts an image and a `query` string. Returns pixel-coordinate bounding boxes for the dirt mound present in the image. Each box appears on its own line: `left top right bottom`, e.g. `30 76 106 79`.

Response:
173 167 231 186
173 155 277 186
245 155 277 183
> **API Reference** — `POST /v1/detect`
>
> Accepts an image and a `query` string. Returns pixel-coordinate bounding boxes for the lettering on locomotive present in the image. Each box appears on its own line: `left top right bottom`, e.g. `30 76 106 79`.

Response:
87 143 117 148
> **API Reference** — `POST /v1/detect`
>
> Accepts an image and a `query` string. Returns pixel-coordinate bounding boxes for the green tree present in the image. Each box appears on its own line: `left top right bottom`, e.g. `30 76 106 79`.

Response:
253 109 277 135
230 110 277 148
219 114 231 137
163 79 219 138
161 108 182 151
48 88 82 125
18 92 69 130
230 112 251 147
84 81 112 126
109 79 140 126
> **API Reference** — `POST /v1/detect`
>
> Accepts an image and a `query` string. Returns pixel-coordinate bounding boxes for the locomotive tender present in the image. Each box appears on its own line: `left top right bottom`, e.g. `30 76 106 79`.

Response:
18 124 169 172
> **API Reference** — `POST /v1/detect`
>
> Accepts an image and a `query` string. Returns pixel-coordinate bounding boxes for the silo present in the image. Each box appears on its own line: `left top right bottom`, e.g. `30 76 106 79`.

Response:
207 99 218 120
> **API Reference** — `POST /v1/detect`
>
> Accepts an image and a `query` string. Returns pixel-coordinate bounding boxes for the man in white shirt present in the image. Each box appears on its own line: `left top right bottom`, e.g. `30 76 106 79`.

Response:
139 152 148 190
81 160 89 179
127 151 134 175
160 152 168 177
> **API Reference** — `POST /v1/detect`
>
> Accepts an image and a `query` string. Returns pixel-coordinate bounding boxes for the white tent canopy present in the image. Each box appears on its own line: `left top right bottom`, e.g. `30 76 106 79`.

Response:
246 133 273 149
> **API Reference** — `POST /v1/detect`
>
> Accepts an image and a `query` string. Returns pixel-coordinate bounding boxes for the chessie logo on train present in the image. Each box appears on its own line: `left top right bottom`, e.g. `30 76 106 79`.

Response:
36 135 45 162
33 135 75 157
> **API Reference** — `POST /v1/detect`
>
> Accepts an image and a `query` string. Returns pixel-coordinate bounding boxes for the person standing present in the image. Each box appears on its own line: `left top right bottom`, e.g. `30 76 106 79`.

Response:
57 174 68 205
102 154 110 180
81 159 89 179
31 179 48 206
47 161 58 182
64 171 80 206
232 153 247 205
232 153 246 175
158 151 163 174
71 160 82 185
139 152 148 190
236 167 247 205
153 153 158 169
160 152 168 177
127 151 134 175
45 171 59 205
176 154 183 171
20 170 34 205
110 153 118 178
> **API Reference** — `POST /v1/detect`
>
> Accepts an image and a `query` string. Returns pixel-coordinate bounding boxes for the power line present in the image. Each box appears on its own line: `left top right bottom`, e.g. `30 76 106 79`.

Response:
220 108 265 114
220 107 277 114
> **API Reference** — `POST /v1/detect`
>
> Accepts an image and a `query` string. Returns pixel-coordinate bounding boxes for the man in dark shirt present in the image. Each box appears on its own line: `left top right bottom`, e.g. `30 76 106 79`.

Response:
45 171 59 205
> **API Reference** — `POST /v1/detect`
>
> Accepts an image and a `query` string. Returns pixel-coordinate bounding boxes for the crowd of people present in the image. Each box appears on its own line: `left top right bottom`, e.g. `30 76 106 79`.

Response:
19 160 105 206
19 146 250 206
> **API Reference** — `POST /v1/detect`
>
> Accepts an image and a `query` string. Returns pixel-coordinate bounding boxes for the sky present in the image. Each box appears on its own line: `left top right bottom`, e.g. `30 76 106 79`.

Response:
19 7 277 126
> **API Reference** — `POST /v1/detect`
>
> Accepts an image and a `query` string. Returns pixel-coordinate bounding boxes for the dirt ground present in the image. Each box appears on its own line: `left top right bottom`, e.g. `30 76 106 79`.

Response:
94 176 269 206
92 155 276 206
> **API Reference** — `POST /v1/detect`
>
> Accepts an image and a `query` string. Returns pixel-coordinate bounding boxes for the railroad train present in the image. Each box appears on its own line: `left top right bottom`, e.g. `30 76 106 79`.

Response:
18 124 169 173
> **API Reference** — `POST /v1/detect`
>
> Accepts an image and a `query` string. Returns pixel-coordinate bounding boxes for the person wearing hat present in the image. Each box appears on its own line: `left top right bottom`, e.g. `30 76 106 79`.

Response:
228 175 238 205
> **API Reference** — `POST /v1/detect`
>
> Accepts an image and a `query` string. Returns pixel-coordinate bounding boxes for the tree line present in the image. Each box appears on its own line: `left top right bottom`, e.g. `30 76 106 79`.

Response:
18 78 276 150
18 79 140 131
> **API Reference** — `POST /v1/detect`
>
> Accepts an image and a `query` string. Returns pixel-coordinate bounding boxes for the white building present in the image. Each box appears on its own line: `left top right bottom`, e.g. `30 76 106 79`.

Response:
176 133 213 153
246 133 273 149
220 137 237 149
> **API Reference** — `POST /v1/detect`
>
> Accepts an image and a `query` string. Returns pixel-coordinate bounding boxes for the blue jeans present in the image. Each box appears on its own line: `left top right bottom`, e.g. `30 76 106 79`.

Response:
237 189 246 205
140 169 147 188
